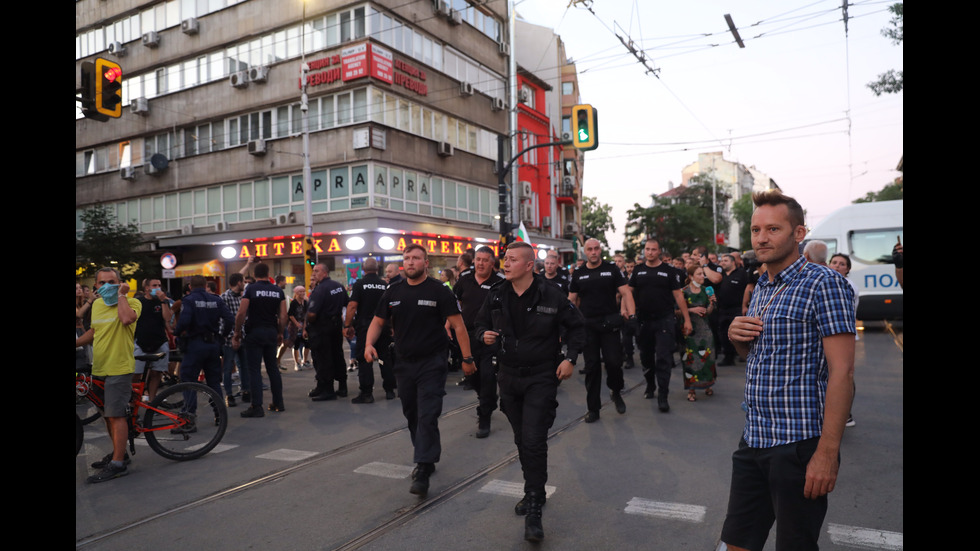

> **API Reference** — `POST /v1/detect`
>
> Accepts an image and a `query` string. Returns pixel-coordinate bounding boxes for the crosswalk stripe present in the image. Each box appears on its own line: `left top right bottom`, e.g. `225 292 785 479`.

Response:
255 449 318 461
478 479 556 499
354 462 415 479
827 523 903 550
624 498 706 523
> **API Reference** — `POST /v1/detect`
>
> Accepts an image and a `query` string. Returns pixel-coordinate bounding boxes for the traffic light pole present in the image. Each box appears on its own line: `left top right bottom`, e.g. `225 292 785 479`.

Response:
496 135 572 253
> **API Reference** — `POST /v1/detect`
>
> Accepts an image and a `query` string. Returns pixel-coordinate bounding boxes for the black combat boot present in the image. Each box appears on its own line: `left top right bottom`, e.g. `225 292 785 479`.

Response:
523 491 546 542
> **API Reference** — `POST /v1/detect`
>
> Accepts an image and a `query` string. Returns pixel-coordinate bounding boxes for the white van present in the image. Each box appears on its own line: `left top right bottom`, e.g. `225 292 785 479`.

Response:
805 200 903 320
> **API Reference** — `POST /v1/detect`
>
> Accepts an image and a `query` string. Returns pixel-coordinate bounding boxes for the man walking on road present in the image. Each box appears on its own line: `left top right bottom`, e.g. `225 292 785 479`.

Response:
364 243 475 497
629 238 692 413
568 238 635 423
721 190 855 551
476 241 585 542
75 267 141 482
344 257 396 403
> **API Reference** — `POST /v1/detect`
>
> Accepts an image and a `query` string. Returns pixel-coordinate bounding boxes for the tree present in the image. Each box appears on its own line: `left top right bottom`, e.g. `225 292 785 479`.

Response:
622 181 729 261
854 180 903 203
731 193 754 249
867 3 903 96
75 205 149 280
581 196 616 251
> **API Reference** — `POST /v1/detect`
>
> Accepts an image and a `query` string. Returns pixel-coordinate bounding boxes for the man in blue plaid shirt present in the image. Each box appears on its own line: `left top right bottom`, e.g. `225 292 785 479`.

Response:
721 190 855 551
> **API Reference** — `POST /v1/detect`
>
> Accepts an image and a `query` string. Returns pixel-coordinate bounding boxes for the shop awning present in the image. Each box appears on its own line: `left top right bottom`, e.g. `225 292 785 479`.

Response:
173 260 225 278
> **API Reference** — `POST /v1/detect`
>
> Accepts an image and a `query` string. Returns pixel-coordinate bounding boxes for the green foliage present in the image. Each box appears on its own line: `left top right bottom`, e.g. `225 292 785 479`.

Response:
623 181 729 260
868 3 903 96
854 180 903 203
75 205 147 279
581 196 616 251
731 193 754 249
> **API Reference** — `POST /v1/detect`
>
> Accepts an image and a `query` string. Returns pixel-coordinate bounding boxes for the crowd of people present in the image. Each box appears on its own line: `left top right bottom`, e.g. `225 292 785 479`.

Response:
78 189 872 548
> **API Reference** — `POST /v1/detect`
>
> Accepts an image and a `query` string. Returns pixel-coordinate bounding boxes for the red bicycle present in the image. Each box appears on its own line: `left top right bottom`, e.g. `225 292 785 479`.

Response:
76 352 228 461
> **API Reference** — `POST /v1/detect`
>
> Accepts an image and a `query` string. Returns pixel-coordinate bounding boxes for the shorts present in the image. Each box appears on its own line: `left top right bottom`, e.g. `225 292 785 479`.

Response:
721 437 828 551
134 342 170 374
102 374 133 418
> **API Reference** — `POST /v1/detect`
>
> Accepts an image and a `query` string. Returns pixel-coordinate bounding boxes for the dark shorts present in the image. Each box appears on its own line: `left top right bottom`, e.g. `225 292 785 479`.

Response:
102 374 133 418
721 437 829 551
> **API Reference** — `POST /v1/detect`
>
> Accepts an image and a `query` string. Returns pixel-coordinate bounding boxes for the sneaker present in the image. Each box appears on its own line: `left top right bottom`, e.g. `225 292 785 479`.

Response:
91 452 131 469
267 403 285 412
279 364 288 372
226 395 237 408
845 415 856 427
87 462 129 483
240 405 265 418
611 391 626 414
351 394 375 404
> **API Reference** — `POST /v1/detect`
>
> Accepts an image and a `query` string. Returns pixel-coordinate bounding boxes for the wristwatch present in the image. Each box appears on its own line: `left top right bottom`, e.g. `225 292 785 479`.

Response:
462 356 475 364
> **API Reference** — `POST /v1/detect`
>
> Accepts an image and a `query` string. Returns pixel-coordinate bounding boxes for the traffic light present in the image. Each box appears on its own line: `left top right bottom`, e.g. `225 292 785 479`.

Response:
571 104 598 151
303 236 317 288
80 58 123 121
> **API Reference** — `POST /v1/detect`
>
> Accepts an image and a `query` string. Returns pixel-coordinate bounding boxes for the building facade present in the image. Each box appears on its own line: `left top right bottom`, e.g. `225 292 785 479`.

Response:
76 0 572 290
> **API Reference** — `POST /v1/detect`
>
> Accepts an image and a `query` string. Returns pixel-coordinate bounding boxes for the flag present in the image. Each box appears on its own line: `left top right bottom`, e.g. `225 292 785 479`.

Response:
514 221 532 247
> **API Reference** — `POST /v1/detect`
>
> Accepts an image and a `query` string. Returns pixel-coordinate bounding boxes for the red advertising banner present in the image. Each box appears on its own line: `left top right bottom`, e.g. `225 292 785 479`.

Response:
341 43 368 81
370 44 394 84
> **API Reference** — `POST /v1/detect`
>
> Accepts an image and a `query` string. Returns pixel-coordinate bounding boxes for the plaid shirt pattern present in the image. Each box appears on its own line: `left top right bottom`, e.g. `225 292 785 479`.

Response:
743 255 855 448
220 289 243 346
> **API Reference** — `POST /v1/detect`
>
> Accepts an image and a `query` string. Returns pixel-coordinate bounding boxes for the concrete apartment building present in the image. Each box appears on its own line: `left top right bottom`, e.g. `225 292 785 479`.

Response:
76 0 577 288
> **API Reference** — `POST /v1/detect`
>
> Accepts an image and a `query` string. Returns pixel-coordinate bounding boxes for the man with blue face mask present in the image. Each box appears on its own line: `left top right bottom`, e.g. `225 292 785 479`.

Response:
75 267 141 483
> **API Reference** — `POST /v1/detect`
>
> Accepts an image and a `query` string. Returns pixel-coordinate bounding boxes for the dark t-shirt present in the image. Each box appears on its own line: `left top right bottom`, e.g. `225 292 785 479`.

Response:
307 277 348 332
243 280 285 332
454 270 505 330
568 261 626 318
543 273 569 296
629 261 682 320
374 277 460 360
348 273 388 331
135 295 169 350
715 267 749 312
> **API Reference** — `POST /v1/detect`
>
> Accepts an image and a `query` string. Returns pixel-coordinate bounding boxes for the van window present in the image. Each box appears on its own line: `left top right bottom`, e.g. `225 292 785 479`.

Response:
850 228 902 264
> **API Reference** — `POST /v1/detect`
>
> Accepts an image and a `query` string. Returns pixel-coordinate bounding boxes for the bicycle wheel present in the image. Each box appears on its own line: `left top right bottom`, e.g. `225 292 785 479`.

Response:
76 395 102 425
142 382 227 461
76 414 84 456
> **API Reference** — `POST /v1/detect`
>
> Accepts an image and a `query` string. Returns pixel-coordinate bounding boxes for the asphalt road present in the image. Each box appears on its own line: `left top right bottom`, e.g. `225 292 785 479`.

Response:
76 323 903 550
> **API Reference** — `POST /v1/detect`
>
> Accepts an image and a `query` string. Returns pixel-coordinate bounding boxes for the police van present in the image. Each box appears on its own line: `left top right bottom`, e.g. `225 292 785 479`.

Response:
805 200 903 320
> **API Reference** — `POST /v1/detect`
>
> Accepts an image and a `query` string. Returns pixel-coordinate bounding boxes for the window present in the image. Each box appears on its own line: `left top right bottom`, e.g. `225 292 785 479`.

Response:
562 82 574 96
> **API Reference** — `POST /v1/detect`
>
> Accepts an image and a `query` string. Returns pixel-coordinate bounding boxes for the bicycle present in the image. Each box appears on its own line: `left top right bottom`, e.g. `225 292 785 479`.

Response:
76 351 228 461
75 350 182 426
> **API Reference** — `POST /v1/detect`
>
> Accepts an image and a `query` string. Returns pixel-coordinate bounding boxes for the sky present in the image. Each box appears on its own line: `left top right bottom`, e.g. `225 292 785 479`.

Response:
514 0 903 252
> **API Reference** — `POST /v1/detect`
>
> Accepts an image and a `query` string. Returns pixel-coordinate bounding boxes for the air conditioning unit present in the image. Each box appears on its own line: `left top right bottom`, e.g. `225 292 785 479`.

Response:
130 97 149 115
563 177 573 187
247 139 266 155
142 31 161 48
108 41 126 56
433 0 450 16
542 216 551 228
120 167 137 181
459 82 474 96
519 181 532 198
561 131 572 142
215 221 228 232
498 42 510 56
181 17 200 35
518 88 530 103
449 9 463 25
520 204 534 222
491 97 505 111
564 222 579 234
248 66 269 83
437 141 454 157
180 224 194 235
230 71 249 88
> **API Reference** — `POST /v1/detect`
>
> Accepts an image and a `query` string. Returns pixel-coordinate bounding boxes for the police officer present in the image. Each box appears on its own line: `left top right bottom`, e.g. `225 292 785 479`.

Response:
476 241 585 543
567 238 635 423
364 243 475 498
344 257 395 403
175 275 234 428
541 250 569 296
453 245 506 437
628 238 692 412
306 261 349 401
232 262 287 417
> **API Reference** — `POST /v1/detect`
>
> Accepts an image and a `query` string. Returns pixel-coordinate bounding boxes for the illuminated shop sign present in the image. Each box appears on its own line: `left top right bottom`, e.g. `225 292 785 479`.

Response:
235 233 498 259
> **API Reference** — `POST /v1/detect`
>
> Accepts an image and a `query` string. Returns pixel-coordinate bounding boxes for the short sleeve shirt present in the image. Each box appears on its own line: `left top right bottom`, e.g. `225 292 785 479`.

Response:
375 277 461 360
628 262 681 320
569 261 626 318
92 297 142 377
243 280 285 332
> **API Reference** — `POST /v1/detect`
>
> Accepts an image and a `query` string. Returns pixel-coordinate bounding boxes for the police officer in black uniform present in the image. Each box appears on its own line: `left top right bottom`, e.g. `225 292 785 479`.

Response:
344 257 396 403
629 238 692 412
568 238 635 423
306 261 349 401
364 243 475 498
712 254 749 366
542 250 569 296
233 262 288 417
175 275 234 428
476 241 585 543
453 245 506 437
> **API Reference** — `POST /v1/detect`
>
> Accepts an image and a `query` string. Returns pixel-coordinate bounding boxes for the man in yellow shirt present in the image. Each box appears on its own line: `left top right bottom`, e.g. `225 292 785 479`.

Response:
76 267 141 483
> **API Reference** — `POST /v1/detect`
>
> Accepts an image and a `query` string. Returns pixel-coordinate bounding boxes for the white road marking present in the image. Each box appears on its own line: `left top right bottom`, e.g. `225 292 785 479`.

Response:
354 462 415 479
624 498 706 523
478 479 556 499
827 523 903 550
256 449 318 461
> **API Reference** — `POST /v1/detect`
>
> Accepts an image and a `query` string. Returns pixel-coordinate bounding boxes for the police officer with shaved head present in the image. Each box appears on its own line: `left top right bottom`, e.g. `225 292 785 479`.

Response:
344 257 396 403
